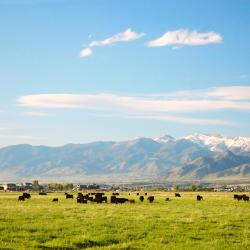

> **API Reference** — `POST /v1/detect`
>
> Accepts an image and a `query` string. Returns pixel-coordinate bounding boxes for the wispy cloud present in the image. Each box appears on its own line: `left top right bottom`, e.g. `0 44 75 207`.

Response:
17 86 250 126
93 113 233 126
147 29 222 47
80 28 144 57
18 86 250 112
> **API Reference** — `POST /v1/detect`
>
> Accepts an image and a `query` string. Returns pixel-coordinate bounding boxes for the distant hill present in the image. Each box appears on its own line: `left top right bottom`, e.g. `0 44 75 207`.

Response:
0 134 250 182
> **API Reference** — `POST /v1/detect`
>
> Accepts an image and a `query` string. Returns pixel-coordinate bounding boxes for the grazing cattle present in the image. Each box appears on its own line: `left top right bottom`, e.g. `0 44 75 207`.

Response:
145 193 147 196
129 199 135 203
77 193 84 199
52 198 59 202
66 194 73 199
175 193 181 197
112 193 119 196
197 195 203 201
23 193 31 199
18 196 25 201
137 193 139 196
147 196 154 203
110 196 128 204
77 197 87 204
128 193 131 196
139 196 144 202
39 192 47 195
116 198 128 204
95 195 107 203
165 198 170 201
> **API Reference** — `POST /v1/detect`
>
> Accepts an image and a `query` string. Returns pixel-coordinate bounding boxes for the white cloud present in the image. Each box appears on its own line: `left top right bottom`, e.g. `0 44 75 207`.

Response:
80 47 93 57
17 86 250 126
147 29 222 47
80 28 144 57
18 87 250 112
89 28 144 47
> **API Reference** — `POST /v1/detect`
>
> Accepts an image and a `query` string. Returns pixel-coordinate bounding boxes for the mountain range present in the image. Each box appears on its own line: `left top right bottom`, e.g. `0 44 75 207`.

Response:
0 134 250 183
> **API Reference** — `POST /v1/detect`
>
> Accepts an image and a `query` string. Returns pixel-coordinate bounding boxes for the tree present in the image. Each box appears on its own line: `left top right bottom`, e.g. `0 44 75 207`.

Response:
32 180 40 190
190 183 197 191
173 184 179 191
64 183 73 191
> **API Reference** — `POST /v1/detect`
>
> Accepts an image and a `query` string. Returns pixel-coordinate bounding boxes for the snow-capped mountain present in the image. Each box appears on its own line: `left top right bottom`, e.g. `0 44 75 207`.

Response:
154 134 175 144
0 133 249 182
184 133 250 154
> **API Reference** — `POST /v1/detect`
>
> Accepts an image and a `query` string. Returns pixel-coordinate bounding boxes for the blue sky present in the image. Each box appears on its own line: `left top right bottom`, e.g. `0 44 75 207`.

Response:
0 0 250 146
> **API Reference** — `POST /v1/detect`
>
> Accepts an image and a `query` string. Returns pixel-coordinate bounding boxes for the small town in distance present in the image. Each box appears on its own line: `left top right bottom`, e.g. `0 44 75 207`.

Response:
1 180 250 193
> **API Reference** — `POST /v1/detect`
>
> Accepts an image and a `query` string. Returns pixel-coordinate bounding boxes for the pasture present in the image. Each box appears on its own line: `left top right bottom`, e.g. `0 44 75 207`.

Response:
0 192 249 250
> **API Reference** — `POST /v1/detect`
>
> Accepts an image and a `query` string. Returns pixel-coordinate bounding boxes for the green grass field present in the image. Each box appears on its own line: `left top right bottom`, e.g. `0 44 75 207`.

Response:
0 191 249 250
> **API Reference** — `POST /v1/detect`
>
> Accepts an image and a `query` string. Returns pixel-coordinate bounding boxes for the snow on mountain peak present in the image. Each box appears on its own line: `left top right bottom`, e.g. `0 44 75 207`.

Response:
154 134 175 144
184 133 250 153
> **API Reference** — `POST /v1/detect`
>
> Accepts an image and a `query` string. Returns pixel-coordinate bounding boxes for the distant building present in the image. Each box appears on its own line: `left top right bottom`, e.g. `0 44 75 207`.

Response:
2 183 17 191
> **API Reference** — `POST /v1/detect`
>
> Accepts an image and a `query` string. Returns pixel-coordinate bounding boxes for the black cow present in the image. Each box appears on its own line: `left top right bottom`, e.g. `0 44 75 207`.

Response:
111 195 117 203
243 195 249 202
95 195 107 203
110 196 128 204
147 196 154 203
23 193 31 199
137 193 139 196
116 198 129 204
66 194 73 199
237 195 243 201
145 193 147 196
77 193 84 199
77 197 87 204
112 193 119 196
175 193 181 197
165 198 170 201
139 196 144 202
234 194 239 200
18 196 25 201
197 195 203 201
52 198 59 202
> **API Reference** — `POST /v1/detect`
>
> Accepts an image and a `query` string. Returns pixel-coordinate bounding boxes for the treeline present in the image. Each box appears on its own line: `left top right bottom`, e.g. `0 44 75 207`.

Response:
47 183 74 191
